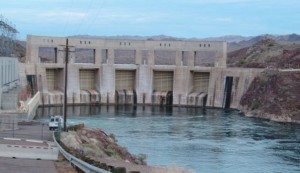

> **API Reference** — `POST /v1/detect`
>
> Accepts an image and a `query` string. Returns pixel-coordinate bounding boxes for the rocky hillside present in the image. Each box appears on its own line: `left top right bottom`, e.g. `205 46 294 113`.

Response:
228 38 300 68
239 70 300 123
201 34 300 51
0 38 25 62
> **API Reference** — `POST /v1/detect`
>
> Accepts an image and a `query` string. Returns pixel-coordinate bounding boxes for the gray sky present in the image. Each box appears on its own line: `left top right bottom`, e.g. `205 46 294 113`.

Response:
1 0 299 40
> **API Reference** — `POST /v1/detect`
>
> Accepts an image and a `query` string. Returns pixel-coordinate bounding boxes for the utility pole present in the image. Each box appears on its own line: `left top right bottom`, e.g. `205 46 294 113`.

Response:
63 38 69 131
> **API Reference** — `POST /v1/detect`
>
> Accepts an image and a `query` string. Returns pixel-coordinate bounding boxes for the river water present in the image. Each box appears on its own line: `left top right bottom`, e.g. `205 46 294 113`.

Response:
36 106 300 173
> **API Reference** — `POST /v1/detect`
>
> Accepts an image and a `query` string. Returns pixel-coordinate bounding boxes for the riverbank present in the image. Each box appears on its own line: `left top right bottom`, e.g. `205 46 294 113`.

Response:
60 125 194 173
35 106 300 173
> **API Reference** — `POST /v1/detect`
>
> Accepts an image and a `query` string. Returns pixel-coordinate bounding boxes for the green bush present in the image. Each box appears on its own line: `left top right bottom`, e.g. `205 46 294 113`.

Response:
135 153 147 165
109 133 118 142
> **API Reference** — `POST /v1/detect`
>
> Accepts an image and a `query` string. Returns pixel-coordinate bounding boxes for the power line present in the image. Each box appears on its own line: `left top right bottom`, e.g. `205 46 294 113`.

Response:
62 0 75 36
85 0 107 35
75 0 95 35
0 14 18 57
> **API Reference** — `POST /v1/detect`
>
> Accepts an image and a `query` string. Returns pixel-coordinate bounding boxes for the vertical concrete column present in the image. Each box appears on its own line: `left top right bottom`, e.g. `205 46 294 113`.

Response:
12 60 15 81
95 48 102 65
216 42 227 68
4 59 7 86
107 48 114 65
67 65 80 104
37 66 47 92
136 65 152 104
11 60 15 86
207 68 224 108
148 50 155 65
100 65 115 104
0 87 2 110
18 64 27 90
95 68 101 92
188 51 195 67
207 69 216 107
57 46 65 64
173 67 190 105
0 58 2 87
233 71 245 108
0 58 3 108
221 42 227 67
29 46 39 63
36 66 49 105
175 51 183 66
135 49 142 65
26 35 39 63
68 47 76 64
8 60 11 89
6 59 9 86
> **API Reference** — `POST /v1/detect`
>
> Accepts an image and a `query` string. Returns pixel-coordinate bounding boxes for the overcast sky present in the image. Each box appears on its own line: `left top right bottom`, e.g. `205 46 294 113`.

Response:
1 0 299 40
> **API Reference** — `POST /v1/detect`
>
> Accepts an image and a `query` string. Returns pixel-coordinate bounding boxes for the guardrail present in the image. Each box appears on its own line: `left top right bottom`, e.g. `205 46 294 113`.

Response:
53 132 111 173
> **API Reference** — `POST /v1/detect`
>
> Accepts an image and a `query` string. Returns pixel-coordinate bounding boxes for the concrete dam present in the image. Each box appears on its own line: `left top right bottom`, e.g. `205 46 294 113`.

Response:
21 35 262 109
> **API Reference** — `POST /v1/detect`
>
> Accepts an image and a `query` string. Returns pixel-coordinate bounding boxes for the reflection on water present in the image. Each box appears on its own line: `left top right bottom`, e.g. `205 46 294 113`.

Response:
36 105 300 173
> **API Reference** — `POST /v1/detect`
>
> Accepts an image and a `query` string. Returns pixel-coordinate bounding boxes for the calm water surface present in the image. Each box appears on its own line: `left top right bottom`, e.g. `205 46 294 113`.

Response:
36 106 300 173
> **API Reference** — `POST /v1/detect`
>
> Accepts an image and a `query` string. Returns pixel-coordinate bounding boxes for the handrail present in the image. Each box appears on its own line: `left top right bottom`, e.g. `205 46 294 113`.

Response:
1 79 19 87
53 132 111 173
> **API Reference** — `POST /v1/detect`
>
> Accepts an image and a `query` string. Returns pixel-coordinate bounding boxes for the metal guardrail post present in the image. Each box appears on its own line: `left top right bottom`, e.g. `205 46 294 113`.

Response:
57 119 61 140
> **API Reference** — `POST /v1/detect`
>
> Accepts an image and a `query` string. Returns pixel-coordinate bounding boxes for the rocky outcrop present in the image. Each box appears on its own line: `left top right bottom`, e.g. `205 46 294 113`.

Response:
60 127 194 173
239 70 300 124
61 128 143 165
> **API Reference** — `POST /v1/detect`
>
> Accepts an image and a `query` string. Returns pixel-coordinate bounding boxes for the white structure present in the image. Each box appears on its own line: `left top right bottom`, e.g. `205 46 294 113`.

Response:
22 35 262 109
0 57 19 110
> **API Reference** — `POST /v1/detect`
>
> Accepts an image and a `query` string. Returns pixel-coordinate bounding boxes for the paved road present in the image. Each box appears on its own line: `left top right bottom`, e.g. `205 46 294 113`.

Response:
0 157 57 173
0 121 52 141
0 121 58 173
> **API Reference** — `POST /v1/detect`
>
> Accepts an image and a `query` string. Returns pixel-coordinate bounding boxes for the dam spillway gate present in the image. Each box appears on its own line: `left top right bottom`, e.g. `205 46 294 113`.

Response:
115 70 137 105
152 71 173 106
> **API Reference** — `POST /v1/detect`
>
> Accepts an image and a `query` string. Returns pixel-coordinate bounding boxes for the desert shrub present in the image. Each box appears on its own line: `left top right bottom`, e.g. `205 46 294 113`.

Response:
251 100 260 110
109 133 118 142
135 153 147 165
